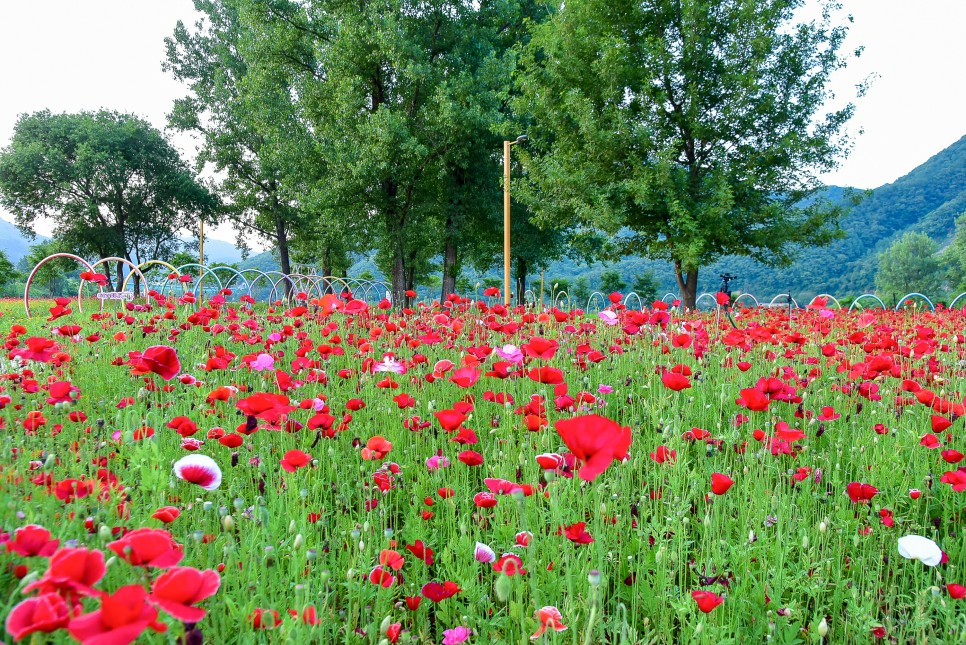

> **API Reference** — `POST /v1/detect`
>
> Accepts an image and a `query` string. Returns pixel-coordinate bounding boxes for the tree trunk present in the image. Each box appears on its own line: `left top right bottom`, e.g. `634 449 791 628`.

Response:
441 219 458 301
274 211 292 298
115 260 125 292
515 257 528 305
674 260 699 310
390 251 407 308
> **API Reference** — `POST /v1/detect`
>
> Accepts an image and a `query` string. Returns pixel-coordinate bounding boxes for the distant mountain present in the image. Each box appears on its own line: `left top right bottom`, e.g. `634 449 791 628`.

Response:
0 217 48 262
0 215 242 265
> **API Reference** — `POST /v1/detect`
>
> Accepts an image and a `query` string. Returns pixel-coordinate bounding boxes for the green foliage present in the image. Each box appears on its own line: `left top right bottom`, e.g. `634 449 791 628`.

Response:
0 110 217 286
941 213 966 293
24 241 77 297
875 232 944 297
515 0 859 306
598 270 626 294
571 275 591 302
631 271 660 303
0 250 17 288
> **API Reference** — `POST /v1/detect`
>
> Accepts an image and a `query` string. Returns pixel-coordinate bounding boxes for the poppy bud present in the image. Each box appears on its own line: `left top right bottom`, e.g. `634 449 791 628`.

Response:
293 534 304 550
588 570 601 587
818 617 828 637
494 572 513 602
222 516 234 532
98 525 111 540
819 521 827 534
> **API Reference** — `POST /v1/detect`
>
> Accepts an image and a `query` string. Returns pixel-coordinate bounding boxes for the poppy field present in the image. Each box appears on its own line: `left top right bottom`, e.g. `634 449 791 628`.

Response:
1 289 965 644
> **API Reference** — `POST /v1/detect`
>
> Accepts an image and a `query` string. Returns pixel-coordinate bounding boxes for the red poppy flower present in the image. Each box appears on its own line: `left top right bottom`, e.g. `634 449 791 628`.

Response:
474 492 498 508
404 540 434 566
5 592 70 641
165 416 198 437
248 608 281 629
493 553 527 575
25 547 106 599
736 387 770 412
531 606 567 639
458 450 484 466
942 450 965 464
554 415 631 481
931 415 953 433
149 566 220 622
151 507 181 524
692 589 724 613
449 367 481 388
649 445 676 464
522 337 559 360
128 345 181 381
368 566 396 588
6 524 59 557
107 528 184 568
559 522 594 545
281 449 313 472
361 437 392 460
434 409 468 432
661 371 691 391
711 473 735 495
947 583 966 599
236 392 294 424
846 482 879 504
527 366 565 385
940 468 966 492
421 581 461 602
68 585 168 643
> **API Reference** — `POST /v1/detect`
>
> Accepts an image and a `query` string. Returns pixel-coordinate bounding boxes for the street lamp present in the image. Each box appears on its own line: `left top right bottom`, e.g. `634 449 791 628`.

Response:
504 134 527 306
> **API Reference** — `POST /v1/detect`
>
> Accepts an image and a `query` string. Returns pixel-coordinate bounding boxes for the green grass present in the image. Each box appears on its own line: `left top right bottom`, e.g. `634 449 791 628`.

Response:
1 297 964 644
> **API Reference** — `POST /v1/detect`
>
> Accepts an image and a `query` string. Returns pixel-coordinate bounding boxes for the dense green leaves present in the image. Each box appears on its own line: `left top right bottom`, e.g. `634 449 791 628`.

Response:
514 0 858 306
875 232 943 298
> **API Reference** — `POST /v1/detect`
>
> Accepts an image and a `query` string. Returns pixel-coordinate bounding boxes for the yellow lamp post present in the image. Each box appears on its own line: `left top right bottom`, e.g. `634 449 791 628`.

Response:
503 134 527 306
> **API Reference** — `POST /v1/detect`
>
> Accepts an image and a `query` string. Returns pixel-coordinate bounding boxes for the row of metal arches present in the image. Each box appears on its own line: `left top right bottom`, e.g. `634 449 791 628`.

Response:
21 253 964 316
22 254 392 317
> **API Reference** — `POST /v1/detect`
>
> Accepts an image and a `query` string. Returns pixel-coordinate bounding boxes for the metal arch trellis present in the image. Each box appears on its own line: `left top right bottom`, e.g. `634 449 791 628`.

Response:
809 293 843 309
847 294 887 312
949 292 966 309
24 252 100 317
83 256 150 308
266 271 297 304
585 291 607 312
622 291 644 310
768 293 800 309
239 269 275 302
661 293 679 304
554 290 572 310
123 260 187 296
524 289 539 306
204 265 249 299
895 292 935 312
694 293 718 309
172 264 224 302
732 293 760 308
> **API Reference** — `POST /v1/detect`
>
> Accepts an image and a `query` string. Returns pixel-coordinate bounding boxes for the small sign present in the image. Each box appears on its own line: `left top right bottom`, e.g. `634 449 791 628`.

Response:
95 291 134 301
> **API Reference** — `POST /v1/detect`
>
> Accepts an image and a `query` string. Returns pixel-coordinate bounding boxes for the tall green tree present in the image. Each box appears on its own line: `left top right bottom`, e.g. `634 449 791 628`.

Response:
0 249 18 292
165 1 320 280
0 110 218 289
515 0 859 308
875 232 943 298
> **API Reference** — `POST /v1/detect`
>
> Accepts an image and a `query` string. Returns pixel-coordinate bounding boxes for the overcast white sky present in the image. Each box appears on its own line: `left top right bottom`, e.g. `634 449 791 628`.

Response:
1 0 964 240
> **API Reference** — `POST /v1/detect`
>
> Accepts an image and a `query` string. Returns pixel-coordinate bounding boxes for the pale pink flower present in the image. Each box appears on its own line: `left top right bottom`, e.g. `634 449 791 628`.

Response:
442 626 471 644
597 384 613 394
495 344 524 364
426 455 450 472
474 542 496 563
598 310 619 325
251 353 275 371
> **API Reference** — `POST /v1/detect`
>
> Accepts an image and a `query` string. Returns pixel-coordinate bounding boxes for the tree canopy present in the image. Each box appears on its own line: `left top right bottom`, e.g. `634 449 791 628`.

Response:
875 232 943 299
0 110 218 288
514 0 859 307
